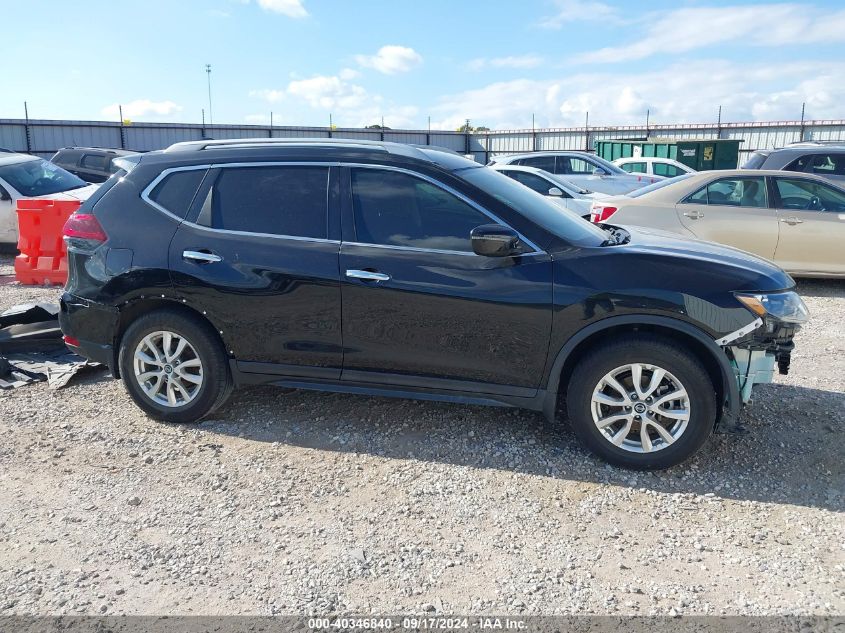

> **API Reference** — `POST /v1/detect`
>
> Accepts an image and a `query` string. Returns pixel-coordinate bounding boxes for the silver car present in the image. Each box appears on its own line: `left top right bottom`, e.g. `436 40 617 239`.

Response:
488 151 663 195
742 142 845 185
491 164 610 216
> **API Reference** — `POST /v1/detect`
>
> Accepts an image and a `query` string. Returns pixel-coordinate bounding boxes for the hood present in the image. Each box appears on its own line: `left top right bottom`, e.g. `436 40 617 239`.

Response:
31 183 100 202
615 224 794 292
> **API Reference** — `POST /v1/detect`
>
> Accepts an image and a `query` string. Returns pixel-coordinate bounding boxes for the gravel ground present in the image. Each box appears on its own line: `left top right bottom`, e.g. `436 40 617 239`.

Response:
0 254 843 617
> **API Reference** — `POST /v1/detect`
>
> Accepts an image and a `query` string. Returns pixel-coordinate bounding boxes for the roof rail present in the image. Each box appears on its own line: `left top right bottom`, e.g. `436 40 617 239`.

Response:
163 137 434 162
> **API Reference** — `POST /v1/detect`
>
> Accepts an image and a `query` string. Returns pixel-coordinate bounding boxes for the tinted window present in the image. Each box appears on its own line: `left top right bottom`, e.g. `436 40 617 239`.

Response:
519 156 556 172
621 162 646 174
774 178 845 212
209 166 328 238
810 153 845 176
784 154 812 172
509 171 555 195
81 154 108 171
351 169 489 252
742 151 769 169
684 177 767 207
628 173 696 198
653 162 685 177
149 169 207 218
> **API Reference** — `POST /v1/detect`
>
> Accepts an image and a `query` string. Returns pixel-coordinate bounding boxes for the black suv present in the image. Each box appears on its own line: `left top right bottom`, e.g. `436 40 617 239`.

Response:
59 139 808 469
51 147 136 183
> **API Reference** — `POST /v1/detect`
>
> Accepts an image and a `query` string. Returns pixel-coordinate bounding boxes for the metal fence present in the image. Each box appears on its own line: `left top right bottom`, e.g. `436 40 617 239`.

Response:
2 117 844 165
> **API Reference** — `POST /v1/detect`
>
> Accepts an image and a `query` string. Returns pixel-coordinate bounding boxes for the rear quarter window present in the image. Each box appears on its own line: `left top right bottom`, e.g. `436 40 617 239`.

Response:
148 169 207 218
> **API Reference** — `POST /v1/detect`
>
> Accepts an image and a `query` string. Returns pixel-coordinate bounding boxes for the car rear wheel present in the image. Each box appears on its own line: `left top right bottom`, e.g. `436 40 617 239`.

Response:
118 309 233 423
566 335 716 470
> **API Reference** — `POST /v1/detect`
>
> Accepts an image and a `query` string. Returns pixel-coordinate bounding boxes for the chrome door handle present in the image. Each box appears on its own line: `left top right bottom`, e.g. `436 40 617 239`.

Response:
683 210 704 219
780 217 804 225
346 269 390 282
183 250 222 263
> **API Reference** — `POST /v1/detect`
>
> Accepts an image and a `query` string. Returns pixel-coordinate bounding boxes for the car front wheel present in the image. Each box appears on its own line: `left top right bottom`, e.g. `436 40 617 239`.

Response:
566 335 717 470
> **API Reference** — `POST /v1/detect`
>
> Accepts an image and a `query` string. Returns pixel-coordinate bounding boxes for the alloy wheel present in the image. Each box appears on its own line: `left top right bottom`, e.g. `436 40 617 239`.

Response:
133 330 204 408
590 363 690 453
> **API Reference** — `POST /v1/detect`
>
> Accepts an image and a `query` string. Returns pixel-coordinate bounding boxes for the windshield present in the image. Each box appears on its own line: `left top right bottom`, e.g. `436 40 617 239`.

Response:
741 151 769 169
460 167 608 246
627 173 695 198
0 158 88 197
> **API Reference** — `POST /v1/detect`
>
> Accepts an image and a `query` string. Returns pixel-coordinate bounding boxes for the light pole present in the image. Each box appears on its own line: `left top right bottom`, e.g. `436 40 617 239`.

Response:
205 64 213 126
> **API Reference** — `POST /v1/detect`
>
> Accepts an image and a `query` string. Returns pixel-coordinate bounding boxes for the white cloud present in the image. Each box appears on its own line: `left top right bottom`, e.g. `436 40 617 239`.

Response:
538 0 618 29
467 55 544 71
101 99 182 120
339 68 360 80
249 88 286 103
286 75 368 110
354 45 422 75
431 60 845 129
580 3 845 63
256 0 307 18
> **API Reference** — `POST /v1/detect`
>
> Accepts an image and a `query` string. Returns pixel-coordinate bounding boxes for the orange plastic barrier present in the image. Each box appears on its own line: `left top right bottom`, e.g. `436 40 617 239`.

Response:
14 198 81 286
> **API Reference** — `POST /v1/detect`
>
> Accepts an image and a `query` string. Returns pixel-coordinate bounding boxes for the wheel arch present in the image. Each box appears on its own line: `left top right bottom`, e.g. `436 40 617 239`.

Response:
112 298 226 378
543 315 739 430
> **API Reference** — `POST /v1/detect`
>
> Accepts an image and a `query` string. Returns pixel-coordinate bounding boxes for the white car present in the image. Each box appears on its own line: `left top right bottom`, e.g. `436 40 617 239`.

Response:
613 156 696 179
0 153 99 248
491 165 610 216
488 151 663 195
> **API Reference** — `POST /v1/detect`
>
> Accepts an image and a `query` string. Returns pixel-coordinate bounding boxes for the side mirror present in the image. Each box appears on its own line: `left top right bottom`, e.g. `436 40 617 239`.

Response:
471 224 522 257
547 187 564 197
592 167 608 176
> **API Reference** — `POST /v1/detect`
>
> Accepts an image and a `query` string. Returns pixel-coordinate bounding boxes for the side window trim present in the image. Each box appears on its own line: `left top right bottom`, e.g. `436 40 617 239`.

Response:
344 163 542 255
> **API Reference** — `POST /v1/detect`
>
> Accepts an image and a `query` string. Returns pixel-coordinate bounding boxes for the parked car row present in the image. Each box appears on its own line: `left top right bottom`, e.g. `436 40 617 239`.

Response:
58 138 809 471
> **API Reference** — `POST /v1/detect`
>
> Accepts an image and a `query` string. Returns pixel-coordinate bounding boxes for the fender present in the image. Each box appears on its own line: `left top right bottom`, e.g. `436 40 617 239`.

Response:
541 314 741 431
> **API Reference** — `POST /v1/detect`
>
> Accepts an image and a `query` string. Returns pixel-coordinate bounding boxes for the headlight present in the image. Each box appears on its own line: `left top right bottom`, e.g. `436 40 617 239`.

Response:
735 291 810 324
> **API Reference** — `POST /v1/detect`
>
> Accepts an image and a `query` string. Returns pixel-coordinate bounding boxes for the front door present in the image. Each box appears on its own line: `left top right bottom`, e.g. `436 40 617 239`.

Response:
675 175 779 259
772 176 845 275
168 163 344 378
339 166 553 395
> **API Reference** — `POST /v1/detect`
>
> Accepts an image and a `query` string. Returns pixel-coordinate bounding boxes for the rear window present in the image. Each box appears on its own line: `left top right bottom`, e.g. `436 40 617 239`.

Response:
627 173 695 198
742 151 769 169
208 166 328 238
149 169 207 218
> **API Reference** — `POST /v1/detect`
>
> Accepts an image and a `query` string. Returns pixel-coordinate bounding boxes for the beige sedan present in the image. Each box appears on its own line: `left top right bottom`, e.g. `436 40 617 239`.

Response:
590 169 845 278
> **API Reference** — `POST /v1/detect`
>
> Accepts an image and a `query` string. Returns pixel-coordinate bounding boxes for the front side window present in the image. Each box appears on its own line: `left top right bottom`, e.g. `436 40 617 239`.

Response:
620 162 646 174
683 177 767 208
209 166 328 238
0 158 87 197
774 178 845 212
351 169 490 252
784 154 812 172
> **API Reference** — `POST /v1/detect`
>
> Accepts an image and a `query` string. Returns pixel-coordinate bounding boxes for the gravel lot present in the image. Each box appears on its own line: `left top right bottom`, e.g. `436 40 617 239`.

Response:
0 254 842 617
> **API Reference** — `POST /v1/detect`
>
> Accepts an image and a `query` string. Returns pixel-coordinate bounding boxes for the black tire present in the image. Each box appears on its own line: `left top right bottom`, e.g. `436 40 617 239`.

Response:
565 335 716 470
118 308 233 423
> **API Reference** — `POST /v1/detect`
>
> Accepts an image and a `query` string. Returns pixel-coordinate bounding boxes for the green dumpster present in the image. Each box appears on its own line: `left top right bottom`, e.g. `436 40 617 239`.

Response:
595 138 743 171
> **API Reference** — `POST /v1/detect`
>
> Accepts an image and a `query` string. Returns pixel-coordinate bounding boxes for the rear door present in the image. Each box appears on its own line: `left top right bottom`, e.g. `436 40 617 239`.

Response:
167 163 344 378
771 176 845 275
338 166 553 394
675 175 778 258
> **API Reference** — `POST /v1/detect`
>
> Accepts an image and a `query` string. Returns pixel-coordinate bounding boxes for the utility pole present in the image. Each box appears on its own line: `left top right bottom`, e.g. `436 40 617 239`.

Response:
23 101 32 153
205 64 213 126
799 102 806 142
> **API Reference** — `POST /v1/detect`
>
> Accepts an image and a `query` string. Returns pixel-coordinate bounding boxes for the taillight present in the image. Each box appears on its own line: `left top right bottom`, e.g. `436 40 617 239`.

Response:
63 213 107 243
590 205 618 223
